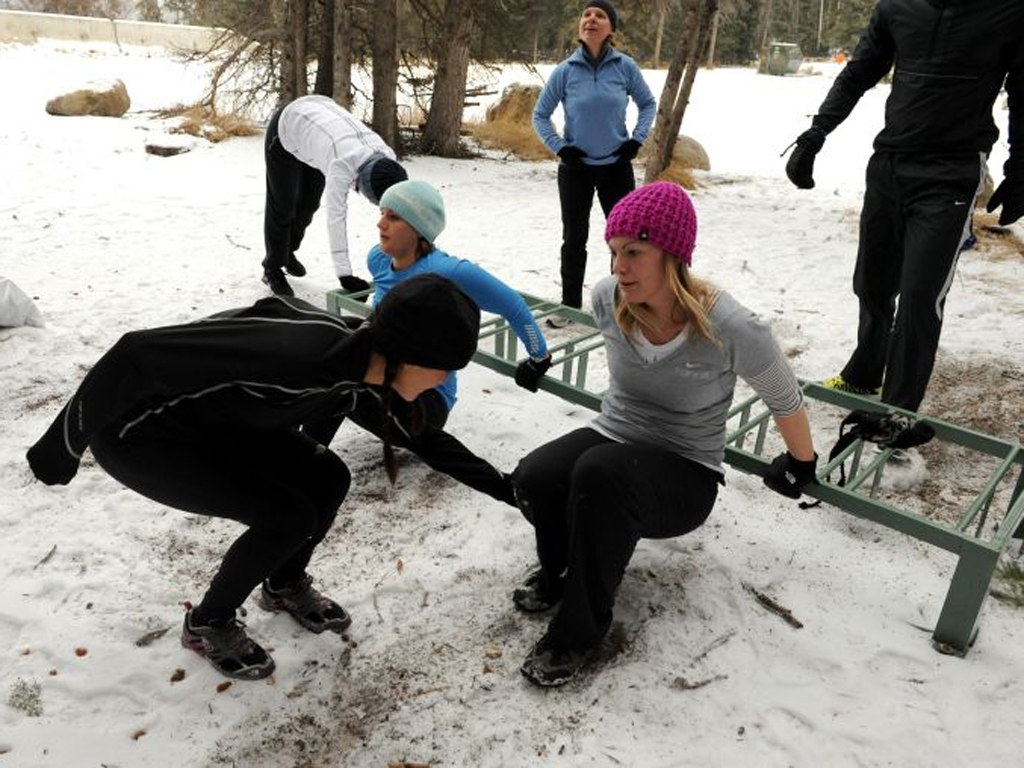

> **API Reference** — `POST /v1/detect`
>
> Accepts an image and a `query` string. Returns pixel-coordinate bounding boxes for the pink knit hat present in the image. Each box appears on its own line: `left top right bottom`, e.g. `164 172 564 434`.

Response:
604 181 697 265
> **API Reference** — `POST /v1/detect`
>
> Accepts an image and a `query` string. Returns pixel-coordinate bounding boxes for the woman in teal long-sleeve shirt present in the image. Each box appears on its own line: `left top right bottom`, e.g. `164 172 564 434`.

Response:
532 1 656 325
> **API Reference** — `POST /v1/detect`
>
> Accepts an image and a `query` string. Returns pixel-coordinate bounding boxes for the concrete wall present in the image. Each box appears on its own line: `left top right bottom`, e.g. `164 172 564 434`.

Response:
0 9 222 52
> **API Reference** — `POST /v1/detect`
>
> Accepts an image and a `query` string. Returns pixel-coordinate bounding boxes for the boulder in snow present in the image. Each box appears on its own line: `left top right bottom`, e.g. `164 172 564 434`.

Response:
46 79 131 118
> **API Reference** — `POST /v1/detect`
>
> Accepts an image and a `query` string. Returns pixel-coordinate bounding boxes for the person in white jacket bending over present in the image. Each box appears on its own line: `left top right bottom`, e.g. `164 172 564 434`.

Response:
262 95 407 297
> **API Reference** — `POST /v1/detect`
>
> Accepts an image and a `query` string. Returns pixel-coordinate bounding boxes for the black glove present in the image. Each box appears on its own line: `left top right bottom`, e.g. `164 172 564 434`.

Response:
339 274 371 302
785 128 826 189
514 355 552 393
616 138 642 163
557 145 587 168
763 451 818 499
986 158 1024 225
27 441 81 486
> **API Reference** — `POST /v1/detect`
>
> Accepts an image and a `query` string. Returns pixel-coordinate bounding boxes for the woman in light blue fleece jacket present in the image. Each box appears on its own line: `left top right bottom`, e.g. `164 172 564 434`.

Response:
511 182 819 687
532 1 656 323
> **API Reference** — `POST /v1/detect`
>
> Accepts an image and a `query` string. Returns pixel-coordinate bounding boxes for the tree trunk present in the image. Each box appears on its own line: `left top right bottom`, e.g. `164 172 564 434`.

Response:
653 0 666 69
644 0 719 182
278 0 297 102
293 0 308 97
644 2 698 182
333 0 353 107
706 6 719 68
313 0 334 96
421 0 474 157
372 0 400 150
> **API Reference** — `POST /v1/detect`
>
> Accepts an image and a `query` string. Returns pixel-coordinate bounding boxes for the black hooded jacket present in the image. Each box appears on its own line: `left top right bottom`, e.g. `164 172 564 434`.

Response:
812 0 1024 156
27 296 377 485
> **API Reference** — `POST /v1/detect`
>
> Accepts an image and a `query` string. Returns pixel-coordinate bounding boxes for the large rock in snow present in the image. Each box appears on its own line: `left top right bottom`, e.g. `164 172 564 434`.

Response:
45 79 130 118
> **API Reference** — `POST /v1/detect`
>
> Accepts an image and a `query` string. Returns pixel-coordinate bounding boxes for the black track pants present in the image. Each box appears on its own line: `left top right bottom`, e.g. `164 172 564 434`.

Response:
841 151 984 411
90 419 350 623
512 428 719 650
263 106 327 272
556 160 635 308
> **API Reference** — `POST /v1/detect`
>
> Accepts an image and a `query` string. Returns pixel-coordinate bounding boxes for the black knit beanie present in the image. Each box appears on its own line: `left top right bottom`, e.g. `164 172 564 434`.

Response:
584 0 617 30
369 274 480 371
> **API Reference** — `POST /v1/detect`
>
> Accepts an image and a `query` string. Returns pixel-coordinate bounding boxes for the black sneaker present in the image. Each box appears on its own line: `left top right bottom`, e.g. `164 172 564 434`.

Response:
284 254 306 277
257 574 352 634
180 608 275 680
520 634 594 687
262 268 294 297
512 568 563 613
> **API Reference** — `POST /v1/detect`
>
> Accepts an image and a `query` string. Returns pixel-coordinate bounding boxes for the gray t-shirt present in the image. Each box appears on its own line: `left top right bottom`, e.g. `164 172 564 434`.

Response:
589 276 803 473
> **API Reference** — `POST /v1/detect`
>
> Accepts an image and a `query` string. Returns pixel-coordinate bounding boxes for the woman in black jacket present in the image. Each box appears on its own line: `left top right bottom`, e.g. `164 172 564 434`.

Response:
26 275 480 680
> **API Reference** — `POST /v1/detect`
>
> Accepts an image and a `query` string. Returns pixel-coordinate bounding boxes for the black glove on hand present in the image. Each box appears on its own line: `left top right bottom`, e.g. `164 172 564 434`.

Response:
763 451 818 499
785 128 826 189
339 274 371 302
514 355 552 393
616 139 642 163
557 145 587 168
986 158 1024 225
26 442 81 486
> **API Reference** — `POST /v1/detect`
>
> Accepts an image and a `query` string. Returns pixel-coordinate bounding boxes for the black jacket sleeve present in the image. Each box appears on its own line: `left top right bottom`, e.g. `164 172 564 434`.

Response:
27 297 363 485
812 3 895 135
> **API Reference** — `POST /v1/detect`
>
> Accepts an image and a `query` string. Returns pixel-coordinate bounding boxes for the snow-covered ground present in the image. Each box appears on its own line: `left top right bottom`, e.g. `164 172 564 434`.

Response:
1 39 1023 768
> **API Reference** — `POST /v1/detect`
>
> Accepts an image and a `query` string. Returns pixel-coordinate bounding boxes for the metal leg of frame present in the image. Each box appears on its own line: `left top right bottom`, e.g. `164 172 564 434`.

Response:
931 545 1000 657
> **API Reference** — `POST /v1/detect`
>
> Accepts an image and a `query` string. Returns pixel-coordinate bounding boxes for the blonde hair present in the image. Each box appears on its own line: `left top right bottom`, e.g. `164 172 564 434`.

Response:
614 255 720 343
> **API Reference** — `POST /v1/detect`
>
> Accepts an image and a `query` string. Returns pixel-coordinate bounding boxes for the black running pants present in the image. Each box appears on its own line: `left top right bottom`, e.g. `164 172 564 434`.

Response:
263 106 326 272
512 428 719 650
556 160 635 308
90 418 350 623
841 151 984 411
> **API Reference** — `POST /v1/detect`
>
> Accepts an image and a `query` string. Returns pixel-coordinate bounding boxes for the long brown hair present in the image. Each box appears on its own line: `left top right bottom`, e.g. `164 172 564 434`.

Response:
614 255 720 343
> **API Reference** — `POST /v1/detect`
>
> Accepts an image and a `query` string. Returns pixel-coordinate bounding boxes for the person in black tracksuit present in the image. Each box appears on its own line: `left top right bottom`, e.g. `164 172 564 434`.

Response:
785 0 1024 412
26 275 491 681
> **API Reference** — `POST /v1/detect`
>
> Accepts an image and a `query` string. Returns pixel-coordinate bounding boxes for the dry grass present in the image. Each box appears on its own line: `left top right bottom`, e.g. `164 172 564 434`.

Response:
968 210 1024 262
467 84 550 161
467 118 549 160
156 103 260 144
654 164 697 190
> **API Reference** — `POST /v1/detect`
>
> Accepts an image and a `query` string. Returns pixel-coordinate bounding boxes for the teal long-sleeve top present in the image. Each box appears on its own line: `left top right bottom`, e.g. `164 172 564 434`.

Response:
368 245 548 411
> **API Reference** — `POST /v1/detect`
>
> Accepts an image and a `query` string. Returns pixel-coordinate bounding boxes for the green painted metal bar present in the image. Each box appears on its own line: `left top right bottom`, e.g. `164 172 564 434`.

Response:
844 447 889 494
932 545 1001 656
725 408 773 445
957 446 1019 533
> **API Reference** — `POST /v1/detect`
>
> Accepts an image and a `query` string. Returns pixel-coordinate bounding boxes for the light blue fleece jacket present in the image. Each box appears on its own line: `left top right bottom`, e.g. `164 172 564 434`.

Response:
533 45 657 166
368 245 548 411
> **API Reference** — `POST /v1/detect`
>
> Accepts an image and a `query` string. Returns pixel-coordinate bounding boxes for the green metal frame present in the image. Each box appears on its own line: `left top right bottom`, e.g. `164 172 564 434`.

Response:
326 287 1024 656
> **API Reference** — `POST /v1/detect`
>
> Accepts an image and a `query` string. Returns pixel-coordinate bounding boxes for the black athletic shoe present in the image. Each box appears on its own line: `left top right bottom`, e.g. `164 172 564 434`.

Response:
512 568 563 613
180 608 275 680
284 254 306 277
262 268 294 297
520 634 594 687
258 574 352 634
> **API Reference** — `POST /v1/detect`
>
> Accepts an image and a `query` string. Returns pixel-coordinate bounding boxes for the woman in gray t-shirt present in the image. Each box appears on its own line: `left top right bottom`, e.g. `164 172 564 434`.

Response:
511 181 818 687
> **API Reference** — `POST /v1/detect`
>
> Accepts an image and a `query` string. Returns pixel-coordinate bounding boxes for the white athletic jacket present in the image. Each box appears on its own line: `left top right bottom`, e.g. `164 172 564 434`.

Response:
278 95 397 277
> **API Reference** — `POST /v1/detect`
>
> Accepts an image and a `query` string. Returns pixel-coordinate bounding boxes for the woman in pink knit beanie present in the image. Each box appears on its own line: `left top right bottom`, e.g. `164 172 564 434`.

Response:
510 181 818 687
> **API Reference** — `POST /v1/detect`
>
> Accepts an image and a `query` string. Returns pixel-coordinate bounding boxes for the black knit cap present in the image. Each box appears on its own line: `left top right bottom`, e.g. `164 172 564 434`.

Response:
584 0 617 30
369 274 481 371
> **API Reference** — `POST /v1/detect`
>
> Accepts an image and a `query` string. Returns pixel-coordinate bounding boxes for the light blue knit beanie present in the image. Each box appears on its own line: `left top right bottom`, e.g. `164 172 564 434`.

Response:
379 180 446 243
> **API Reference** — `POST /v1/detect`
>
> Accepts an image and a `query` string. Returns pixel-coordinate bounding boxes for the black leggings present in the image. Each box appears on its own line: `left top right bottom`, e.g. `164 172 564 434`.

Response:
263 106 326 272
512 428 719 650
91 418 350 623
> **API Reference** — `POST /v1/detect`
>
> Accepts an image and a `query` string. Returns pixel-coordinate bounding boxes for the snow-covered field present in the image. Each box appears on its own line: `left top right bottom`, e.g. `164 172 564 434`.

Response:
1 39 1023 767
